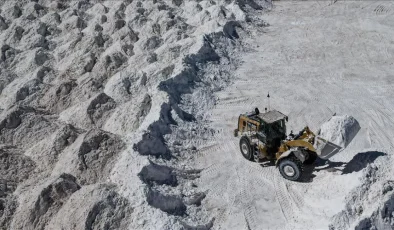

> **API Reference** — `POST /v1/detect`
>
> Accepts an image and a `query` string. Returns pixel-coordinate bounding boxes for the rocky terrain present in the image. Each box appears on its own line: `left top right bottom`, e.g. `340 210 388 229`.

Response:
0 0 270 229
0 0 393 229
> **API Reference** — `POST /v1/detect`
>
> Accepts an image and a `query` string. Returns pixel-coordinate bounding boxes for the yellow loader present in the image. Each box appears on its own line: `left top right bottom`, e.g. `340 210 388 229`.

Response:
234 108 341 181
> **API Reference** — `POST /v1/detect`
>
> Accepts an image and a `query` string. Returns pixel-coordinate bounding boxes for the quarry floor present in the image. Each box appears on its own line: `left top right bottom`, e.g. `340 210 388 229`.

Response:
195 1 394 229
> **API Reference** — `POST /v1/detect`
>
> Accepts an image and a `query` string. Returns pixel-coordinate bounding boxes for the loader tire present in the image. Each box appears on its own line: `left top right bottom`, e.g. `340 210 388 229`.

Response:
304 151 317 165
239 136 253 161
278 157 303 181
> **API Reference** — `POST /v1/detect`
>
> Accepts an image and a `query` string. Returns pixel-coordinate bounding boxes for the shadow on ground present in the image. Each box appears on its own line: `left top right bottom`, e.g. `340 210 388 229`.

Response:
301 151 386 182
258 151 386 183
341 151 386 174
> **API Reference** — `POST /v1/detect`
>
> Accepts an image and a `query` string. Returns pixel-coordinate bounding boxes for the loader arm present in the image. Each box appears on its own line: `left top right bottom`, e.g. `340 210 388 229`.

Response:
276 126 343 162
285 140 316 152
275 139 316 163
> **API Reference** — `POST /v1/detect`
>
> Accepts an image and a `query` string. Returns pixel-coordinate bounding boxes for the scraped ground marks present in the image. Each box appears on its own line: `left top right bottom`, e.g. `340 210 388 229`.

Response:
195 114 288 229
194 1 394 229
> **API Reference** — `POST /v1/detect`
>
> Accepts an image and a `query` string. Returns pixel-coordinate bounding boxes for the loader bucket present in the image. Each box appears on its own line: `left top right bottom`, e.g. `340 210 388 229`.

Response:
314 136 342 160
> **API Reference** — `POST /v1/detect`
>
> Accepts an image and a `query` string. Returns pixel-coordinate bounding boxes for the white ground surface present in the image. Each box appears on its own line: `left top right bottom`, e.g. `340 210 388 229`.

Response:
194 2 394 229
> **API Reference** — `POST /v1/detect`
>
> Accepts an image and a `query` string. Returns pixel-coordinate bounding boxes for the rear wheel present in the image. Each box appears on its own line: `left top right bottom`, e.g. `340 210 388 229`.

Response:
278 157 303 181
239 136 253 161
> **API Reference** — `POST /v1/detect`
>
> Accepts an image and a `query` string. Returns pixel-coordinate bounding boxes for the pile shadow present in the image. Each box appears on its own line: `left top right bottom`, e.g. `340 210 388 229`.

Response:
300 151 387 183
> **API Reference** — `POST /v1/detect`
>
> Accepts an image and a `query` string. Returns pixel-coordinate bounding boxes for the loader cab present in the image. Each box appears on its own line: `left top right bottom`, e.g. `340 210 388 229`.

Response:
260 112 286 140
237 109 288 145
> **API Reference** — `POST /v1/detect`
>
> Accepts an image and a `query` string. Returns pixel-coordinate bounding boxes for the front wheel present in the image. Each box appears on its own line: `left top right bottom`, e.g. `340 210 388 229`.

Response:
278 157 303 181
239 136 253 161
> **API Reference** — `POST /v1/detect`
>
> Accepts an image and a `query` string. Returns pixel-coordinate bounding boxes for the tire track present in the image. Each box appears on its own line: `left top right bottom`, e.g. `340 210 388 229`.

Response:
236 167 261 230
272 172 300 229
374 4 391 15
364 108 394 149
213 170 239 230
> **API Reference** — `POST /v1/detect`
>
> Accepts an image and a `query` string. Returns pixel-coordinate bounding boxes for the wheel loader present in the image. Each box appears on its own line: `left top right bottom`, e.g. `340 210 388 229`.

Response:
234 108 342 181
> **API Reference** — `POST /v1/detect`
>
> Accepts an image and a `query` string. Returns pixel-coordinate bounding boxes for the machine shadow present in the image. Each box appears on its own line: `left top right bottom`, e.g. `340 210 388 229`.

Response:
258 151 386 183
299 164 317 183
303 151 387 182
341 151 386 174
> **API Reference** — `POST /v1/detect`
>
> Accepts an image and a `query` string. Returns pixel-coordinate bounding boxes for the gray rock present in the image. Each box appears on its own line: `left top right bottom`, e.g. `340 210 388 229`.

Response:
139 162 178 186
147 189 186 216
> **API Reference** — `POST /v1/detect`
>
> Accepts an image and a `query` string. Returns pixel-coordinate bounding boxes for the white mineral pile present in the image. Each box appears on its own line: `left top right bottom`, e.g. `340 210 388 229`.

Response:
0 0 271 229
319 115 361 148
319 116 393 229
330 155 394 230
